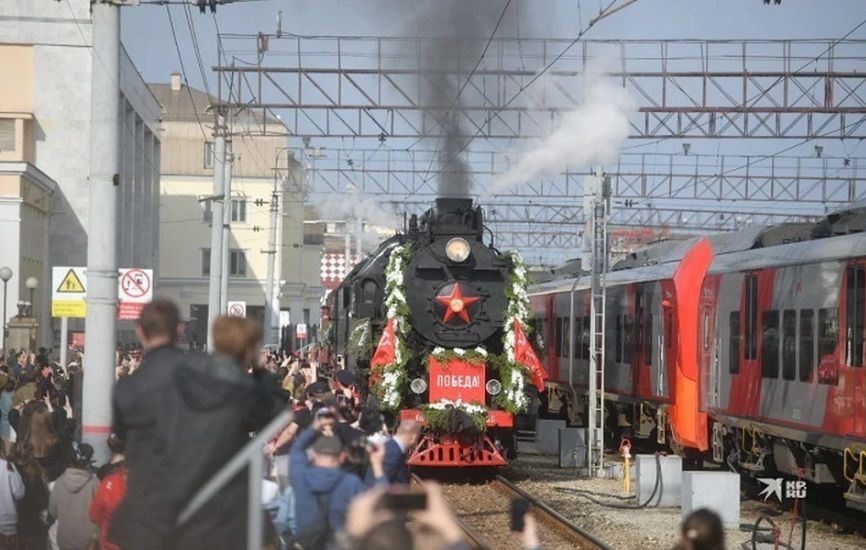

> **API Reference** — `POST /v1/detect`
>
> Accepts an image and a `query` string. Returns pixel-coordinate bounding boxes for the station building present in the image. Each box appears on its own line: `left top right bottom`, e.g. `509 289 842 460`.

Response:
0 0 161 349
151 75 324 349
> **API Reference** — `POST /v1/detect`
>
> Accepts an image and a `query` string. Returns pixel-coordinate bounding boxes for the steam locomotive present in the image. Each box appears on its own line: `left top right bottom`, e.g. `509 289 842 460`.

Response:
326 198 541 467
528 202 866 510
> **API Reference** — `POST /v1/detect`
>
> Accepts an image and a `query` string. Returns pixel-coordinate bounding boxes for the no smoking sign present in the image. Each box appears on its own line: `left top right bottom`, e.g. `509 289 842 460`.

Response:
117 268 154 321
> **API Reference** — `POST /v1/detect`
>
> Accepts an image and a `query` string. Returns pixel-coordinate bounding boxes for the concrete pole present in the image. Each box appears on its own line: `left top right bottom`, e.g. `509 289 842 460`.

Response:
59 317 68 370
264 184 279 345
206 113 226 350
220 139 233 315
83 2 120 463
355 218 362 260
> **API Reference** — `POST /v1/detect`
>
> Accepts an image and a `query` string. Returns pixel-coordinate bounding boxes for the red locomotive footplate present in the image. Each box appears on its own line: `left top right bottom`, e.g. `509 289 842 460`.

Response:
400 408 513 428
407 433 507 467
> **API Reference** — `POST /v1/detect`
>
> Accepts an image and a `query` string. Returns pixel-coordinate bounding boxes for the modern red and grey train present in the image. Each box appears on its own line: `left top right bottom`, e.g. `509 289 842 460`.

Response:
528 204 866 510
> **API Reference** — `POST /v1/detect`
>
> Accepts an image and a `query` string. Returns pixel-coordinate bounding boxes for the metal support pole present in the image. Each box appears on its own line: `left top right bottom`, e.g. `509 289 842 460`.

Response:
264 182 279 346
220 139 233 315
206 113 226 349
247 452 264 550
2 279 8 355
83 1 120 464
59 317 68 369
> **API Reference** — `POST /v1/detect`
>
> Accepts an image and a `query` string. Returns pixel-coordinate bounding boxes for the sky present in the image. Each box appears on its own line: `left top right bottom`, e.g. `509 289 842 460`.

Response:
121 0 866 220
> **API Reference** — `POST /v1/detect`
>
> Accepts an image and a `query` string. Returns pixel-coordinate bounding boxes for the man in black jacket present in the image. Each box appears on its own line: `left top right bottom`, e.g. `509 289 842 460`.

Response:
109 302 284 550
109 299 189 550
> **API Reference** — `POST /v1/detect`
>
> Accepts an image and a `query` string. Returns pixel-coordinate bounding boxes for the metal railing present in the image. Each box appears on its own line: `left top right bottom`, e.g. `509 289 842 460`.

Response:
178 409 292 550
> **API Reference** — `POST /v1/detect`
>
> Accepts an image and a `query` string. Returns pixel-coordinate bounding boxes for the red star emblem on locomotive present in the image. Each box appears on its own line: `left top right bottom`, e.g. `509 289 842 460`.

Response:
435 282 480 324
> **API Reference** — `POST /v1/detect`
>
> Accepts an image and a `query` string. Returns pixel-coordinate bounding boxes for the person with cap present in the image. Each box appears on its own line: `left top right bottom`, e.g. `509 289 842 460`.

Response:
289 410 386 548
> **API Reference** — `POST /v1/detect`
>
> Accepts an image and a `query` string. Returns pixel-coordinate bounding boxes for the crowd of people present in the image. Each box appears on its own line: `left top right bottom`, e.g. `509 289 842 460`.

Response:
0 297 727 550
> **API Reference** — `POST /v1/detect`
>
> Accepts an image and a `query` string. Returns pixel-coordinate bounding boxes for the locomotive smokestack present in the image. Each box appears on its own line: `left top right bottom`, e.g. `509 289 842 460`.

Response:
410 0 505 198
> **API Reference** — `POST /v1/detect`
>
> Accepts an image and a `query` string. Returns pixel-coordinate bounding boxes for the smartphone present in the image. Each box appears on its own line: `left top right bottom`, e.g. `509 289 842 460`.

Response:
382 489 428 510
510 498 530 532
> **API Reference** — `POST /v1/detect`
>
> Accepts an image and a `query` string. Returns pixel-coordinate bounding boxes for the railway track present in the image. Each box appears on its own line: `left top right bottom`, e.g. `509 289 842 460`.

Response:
412 473 610 550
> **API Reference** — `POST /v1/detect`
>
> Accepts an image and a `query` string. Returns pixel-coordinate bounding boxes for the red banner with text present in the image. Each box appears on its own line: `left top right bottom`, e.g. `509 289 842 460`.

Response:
428 356 487 404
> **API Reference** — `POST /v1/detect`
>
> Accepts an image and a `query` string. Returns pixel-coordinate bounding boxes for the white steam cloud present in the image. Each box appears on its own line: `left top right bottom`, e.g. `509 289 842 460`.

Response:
316 190 399 252
491 64 635 193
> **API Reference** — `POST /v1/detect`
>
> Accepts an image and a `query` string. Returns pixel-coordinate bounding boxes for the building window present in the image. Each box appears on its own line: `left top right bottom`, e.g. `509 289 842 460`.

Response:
229 249 247 277
0 119 15 151
761 310 779 378
201 200 212 224
231 198 247 223
201 248 211 276
204 141 214 168
201 248 246 277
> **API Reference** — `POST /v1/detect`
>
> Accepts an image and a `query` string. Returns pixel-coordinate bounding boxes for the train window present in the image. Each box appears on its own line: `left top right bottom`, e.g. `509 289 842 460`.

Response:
799 310 815 382
846 266 865 368
562 318 570 359
782 310 797 381
572 317 581 359
644 314 653 366
615 315 623 362
342 287 351 309
623 316 633 363
360 279 378 304
729 311 740 374
554 317 564 358
745 274 759 360
818 308 839 364
581 316 591 360
761 310 780 378
666 311 673 350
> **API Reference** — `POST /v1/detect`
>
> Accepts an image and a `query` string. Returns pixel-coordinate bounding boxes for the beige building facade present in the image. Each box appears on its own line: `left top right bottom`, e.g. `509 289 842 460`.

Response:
153 76 323 349
0 1 161 349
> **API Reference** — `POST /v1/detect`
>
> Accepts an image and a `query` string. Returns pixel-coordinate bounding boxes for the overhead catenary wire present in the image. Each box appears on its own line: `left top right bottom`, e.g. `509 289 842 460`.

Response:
165 5 210 141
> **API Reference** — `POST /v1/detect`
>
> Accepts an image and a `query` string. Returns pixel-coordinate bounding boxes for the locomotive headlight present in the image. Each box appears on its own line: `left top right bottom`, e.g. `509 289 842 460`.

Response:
485 379 502 396
445 238 471 262
410 378 428 394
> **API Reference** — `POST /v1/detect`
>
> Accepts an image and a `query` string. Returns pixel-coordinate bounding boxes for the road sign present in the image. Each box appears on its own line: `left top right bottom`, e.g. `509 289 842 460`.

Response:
296 323 308 339
52 267 87 318
227 301 246 318
117 268 153 321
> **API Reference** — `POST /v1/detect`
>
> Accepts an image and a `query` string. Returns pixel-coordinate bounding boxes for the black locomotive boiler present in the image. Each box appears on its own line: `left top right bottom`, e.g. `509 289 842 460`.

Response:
325 198 537 467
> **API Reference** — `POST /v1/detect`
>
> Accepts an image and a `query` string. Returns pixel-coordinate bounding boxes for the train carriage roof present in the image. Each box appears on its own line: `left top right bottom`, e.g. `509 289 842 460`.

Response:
707 231 866 274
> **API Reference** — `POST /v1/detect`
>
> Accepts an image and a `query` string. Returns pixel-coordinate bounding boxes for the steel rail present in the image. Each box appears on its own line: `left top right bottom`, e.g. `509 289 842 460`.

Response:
492 475 613 550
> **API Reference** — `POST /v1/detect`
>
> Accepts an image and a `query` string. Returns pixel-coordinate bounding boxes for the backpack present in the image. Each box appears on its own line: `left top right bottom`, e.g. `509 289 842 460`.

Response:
289 492 334 550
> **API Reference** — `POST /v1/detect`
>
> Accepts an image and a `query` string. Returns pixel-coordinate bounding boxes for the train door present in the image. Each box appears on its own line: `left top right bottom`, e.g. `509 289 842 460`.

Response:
842 261 866 436
633 284 653 398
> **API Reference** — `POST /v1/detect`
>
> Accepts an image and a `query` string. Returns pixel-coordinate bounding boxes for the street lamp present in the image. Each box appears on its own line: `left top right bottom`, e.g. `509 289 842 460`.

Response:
25 277 38 315
0 266 12 355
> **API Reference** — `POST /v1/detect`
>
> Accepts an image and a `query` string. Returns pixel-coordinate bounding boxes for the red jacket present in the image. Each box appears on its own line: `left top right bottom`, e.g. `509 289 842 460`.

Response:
89 468 127 550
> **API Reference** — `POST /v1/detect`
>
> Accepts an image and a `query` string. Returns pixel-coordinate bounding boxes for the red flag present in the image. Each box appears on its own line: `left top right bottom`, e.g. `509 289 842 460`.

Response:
369 318 397 389
513 319 547 392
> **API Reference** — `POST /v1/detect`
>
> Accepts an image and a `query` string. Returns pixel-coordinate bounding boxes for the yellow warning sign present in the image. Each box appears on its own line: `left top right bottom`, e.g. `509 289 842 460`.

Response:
57 269 85 293
52 300 86 318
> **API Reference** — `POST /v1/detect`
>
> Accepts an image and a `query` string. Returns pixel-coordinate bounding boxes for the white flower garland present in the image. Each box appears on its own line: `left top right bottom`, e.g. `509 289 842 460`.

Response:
375 244 411 410
497 250 532 413
425 398 487 416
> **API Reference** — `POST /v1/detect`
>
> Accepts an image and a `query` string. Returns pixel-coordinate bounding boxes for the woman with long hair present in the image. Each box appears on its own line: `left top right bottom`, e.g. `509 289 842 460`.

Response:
18 400 69 483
